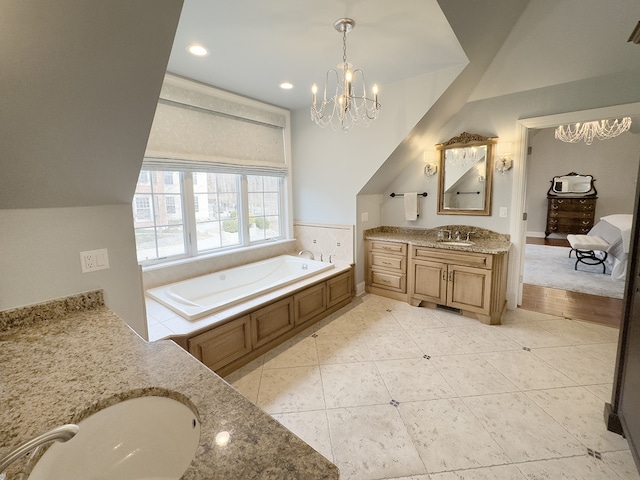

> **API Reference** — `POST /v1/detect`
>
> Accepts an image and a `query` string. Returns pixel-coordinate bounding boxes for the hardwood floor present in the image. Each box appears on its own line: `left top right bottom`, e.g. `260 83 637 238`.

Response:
520 237 624 328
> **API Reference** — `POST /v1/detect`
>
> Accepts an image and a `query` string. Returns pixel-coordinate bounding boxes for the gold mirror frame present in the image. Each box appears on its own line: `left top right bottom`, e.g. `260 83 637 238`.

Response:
436 132 497 216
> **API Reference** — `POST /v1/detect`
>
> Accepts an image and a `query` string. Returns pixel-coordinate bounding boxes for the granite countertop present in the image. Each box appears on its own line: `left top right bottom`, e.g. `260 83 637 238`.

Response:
364 225 510 254
0 292 339 479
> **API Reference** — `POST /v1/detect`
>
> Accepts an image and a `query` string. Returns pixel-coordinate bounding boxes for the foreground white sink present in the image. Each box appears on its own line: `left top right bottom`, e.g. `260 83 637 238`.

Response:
29 396 200 480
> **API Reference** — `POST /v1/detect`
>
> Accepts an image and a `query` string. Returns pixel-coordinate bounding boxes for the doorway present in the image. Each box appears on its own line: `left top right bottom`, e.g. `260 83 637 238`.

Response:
507 102 640 311
518 125 639 325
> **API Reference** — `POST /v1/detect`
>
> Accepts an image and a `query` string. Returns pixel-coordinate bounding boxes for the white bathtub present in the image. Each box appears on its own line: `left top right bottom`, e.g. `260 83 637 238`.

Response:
146 255 334 321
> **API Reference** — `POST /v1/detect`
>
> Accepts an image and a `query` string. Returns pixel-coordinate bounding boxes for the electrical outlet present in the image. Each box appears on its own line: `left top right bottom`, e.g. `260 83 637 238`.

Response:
499 207 508 218
362 212 369 222
80 249 109 273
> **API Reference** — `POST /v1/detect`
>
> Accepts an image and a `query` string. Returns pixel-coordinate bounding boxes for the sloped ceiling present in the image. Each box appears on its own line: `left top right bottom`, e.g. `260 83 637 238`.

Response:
0 0 184 209
167 0 468 111
358 0 532 195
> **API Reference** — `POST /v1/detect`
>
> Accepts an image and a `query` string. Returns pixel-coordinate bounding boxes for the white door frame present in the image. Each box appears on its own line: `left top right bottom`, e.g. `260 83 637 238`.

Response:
507 102 640 309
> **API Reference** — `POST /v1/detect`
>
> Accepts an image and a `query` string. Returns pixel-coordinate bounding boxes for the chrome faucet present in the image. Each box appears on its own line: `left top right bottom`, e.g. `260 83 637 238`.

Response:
0 424 79 473
298 250 315 260
466 231 477 242
441 230 452 241
454 231 461 241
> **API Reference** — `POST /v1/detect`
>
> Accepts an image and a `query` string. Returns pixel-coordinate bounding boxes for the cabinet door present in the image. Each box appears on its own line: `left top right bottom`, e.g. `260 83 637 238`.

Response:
294 282 326 325
251 297 294 348
188 316 251 372
327 271 353 308
411 260 447 304
447 265 491 314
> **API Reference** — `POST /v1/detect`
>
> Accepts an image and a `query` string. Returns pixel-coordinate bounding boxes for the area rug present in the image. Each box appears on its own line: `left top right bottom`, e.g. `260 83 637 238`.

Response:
523 244 625 299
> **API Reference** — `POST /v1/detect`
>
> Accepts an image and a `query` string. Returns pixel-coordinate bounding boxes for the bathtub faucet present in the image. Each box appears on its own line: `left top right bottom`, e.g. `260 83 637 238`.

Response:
298 250 315 260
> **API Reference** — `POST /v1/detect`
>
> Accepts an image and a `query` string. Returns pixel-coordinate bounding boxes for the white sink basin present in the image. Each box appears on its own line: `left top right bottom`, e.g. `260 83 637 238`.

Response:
29 396 200 480
440 241 474 247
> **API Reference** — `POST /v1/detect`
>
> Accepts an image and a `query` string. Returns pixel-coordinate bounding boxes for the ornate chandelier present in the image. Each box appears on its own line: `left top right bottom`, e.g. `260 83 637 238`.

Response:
310 18 380 131
554 117 632 145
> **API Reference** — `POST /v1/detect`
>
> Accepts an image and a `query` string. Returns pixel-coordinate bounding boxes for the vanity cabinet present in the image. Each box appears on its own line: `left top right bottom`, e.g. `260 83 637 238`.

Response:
365 240 408 301
409 246 490 313
408 246 507 324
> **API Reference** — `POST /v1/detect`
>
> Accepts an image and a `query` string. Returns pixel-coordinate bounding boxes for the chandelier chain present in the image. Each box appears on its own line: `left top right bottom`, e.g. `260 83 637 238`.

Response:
343 30 347 65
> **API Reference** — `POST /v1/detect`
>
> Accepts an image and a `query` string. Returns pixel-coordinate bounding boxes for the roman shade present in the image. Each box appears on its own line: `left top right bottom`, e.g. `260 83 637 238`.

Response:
143 76 289 176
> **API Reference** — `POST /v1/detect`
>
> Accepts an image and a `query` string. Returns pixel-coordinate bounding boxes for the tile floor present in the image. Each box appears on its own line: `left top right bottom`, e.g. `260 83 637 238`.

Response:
224 293 640 480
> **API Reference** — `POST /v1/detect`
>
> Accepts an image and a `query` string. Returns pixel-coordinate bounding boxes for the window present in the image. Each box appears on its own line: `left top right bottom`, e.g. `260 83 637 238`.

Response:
132 170 284 264
132 171 185 262
248 175 281 242
194 173 241 252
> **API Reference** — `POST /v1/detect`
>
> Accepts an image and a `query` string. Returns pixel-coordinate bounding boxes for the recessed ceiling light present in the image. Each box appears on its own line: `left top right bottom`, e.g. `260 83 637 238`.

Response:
280 82 294 90
187 44 209 56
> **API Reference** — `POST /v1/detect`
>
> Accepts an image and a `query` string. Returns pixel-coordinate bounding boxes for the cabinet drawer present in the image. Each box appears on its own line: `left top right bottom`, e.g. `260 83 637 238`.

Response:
549 198 595 208
369 241 407 256
368 269 406 293
188 316 251 371
251 297 294 348
368 252 406 272
412 246 492 269
548 210 594 219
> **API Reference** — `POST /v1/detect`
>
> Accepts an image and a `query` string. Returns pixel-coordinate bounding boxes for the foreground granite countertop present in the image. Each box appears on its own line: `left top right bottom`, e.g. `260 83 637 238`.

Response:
0 292 339 479
364 225 510 254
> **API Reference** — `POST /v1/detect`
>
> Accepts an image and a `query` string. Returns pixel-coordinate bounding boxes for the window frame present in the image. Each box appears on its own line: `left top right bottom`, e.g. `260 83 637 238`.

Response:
133 168 288 266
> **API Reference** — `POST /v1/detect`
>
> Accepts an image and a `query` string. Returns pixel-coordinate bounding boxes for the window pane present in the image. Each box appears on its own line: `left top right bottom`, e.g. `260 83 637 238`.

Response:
247 175 281 243
132 170 186 262
157 225 186 258
194 172 240 252
134 227 157 262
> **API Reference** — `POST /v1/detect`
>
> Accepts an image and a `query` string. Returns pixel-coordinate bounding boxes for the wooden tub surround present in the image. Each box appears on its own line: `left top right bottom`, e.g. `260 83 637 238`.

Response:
161 264 355 376
365 226 510 325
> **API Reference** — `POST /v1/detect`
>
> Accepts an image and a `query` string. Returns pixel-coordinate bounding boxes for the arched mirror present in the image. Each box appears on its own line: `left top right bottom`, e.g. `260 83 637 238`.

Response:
436 132 497 216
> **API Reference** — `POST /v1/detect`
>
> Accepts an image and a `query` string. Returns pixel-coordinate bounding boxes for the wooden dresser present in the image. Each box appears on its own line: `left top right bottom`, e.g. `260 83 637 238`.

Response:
545 196 597 236
545 172 597 237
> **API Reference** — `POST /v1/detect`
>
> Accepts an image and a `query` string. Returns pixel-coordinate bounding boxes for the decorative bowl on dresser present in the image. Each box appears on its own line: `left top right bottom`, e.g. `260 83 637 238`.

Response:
545 172 597 237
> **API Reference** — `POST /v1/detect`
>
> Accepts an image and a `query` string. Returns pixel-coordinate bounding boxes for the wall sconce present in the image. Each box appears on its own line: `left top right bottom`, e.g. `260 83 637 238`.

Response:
496 156 513 174
495 142 513 174
424 163 438 176
423 151 437 176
